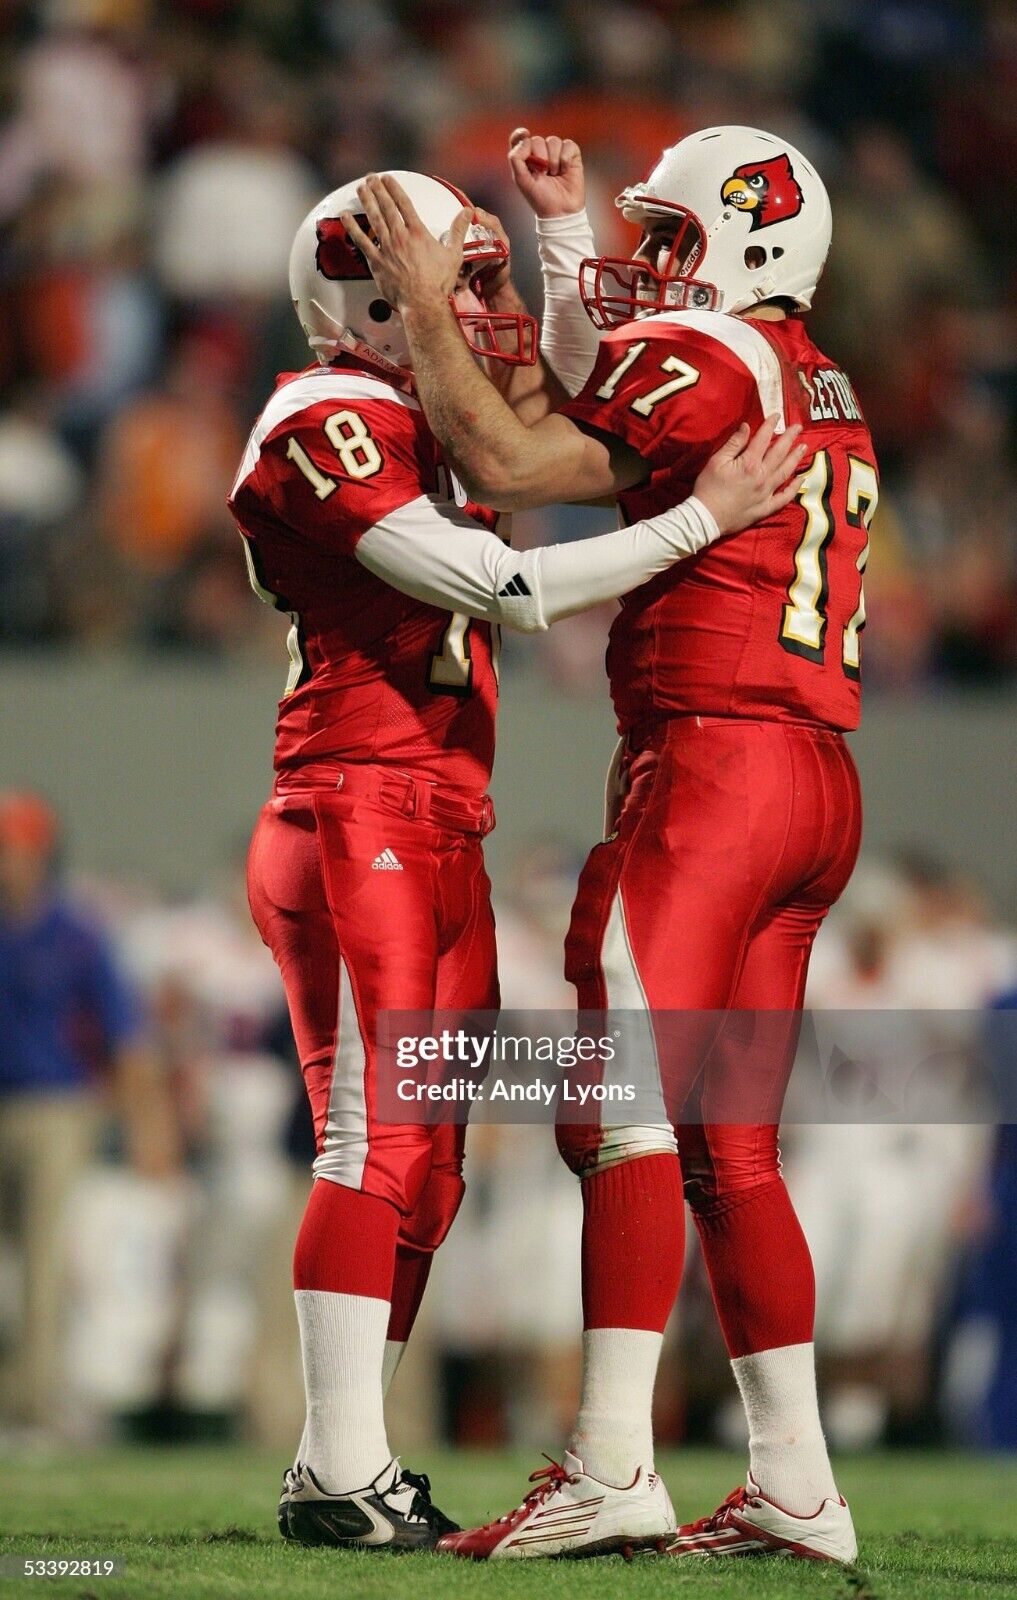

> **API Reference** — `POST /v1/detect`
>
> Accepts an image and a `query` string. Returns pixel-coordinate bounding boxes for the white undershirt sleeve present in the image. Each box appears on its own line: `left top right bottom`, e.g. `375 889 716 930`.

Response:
536 210 602 397
355 492 720 633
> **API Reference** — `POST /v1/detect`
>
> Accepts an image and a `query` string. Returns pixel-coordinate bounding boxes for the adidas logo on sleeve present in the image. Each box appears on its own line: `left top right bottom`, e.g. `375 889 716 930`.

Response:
371 848 404 871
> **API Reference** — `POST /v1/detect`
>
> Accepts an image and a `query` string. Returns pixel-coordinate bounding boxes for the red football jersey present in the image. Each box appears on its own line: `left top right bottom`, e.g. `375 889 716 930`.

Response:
563 311 878 734
228 361 501 796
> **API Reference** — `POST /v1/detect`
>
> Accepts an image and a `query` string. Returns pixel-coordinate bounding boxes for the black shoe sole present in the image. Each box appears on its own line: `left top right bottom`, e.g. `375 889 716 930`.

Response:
285 1499 455 1551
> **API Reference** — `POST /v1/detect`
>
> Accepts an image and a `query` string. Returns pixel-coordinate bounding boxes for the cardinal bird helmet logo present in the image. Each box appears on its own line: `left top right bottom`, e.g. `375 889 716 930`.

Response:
315 216 372 280
720 154 804 231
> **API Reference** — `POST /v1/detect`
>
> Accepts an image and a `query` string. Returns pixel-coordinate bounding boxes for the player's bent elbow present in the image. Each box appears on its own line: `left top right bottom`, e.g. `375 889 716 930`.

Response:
494 579 547 635
501 611 549 635
457 453 550 513
487 480 559 512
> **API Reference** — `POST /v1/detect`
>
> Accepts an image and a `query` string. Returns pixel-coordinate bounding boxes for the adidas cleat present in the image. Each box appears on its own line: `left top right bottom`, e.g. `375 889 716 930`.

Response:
664 1475 857 1564
437 1451 675 1560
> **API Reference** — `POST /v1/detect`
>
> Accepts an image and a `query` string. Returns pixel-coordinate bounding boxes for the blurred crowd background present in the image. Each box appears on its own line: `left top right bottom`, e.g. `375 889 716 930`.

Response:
0 0 1014 683
1 0 1016 1468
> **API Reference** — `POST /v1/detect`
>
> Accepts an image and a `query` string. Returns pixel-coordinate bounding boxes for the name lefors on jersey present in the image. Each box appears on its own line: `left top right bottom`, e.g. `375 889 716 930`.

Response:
799 366 863 424
227 362 501 795
562 310 878 734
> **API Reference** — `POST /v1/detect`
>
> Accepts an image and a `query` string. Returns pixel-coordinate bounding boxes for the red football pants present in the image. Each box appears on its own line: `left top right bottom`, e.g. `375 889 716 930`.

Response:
561 715 862 1192
247 766 498 1243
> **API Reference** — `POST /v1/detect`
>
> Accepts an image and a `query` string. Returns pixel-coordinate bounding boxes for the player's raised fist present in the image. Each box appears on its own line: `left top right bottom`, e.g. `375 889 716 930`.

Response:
508 127 585 218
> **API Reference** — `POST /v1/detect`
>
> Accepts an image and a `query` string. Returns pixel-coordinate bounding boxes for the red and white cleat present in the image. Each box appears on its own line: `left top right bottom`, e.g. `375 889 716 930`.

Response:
437 1451 676 1560
665 1476 857 1564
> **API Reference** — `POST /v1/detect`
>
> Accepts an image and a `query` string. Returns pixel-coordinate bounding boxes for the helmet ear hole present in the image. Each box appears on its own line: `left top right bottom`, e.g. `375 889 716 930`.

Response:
369 299 394 323
744 246 767 270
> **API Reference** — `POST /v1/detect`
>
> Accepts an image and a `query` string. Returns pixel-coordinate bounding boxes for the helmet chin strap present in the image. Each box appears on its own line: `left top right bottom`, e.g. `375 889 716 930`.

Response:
306 300 413 384
307 333 341 364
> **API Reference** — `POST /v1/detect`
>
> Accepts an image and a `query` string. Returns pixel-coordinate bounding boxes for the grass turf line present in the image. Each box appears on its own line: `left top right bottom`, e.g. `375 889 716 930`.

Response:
0 1446 1014 1599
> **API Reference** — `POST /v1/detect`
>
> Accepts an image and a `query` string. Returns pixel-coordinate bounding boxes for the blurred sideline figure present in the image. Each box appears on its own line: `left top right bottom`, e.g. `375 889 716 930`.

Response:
0 790 178 1436
430 841 583 1447
781 854 1014 1450
120 848 293 1432
946 991 1017 1452
59 851 306 1443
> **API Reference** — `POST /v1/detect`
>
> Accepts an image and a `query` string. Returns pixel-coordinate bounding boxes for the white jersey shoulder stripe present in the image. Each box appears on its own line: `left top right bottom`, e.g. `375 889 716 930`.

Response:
639 309 786 428
231 371 421 494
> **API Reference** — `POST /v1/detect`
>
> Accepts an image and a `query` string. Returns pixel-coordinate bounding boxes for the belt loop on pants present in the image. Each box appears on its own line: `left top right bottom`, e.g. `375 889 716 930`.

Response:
370 768 494 835
377 771 421 819
422 786 496 837
276 761 494 836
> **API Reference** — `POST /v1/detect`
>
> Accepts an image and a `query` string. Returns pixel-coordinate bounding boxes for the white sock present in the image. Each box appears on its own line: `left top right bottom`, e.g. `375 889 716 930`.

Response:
294 1289 392 1493
382 1338 406 1396
731 1342 839 1514
568 1327 662 1486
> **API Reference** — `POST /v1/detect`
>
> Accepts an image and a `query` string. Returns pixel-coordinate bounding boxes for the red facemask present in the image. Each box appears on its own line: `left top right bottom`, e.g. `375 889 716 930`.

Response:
578 206 719 329
454 235 538 365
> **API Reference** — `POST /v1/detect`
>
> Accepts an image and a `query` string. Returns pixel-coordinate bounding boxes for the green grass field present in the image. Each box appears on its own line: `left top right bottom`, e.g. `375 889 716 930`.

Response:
0 1445 1014 1599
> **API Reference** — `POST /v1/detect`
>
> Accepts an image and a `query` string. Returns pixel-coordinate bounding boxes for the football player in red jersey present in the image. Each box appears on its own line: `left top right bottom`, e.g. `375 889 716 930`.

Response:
349 126 876 1563
228 166 806 1550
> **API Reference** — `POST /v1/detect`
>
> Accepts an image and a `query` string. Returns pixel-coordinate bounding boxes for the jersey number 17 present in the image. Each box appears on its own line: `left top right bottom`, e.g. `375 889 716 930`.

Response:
780 450 877 680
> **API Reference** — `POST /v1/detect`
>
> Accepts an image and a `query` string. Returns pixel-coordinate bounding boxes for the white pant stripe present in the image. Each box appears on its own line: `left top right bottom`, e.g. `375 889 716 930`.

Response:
314 954 370 1189
589 887 676 1171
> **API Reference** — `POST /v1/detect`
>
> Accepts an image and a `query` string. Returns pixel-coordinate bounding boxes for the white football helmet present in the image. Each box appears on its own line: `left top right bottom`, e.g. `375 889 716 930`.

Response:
289 170 536 378
579 126 832 327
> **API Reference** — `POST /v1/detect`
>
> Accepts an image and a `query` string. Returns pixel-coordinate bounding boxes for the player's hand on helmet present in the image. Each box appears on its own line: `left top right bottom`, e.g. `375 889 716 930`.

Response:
346 175 472 312
509 128 586 217
693 416 807 536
